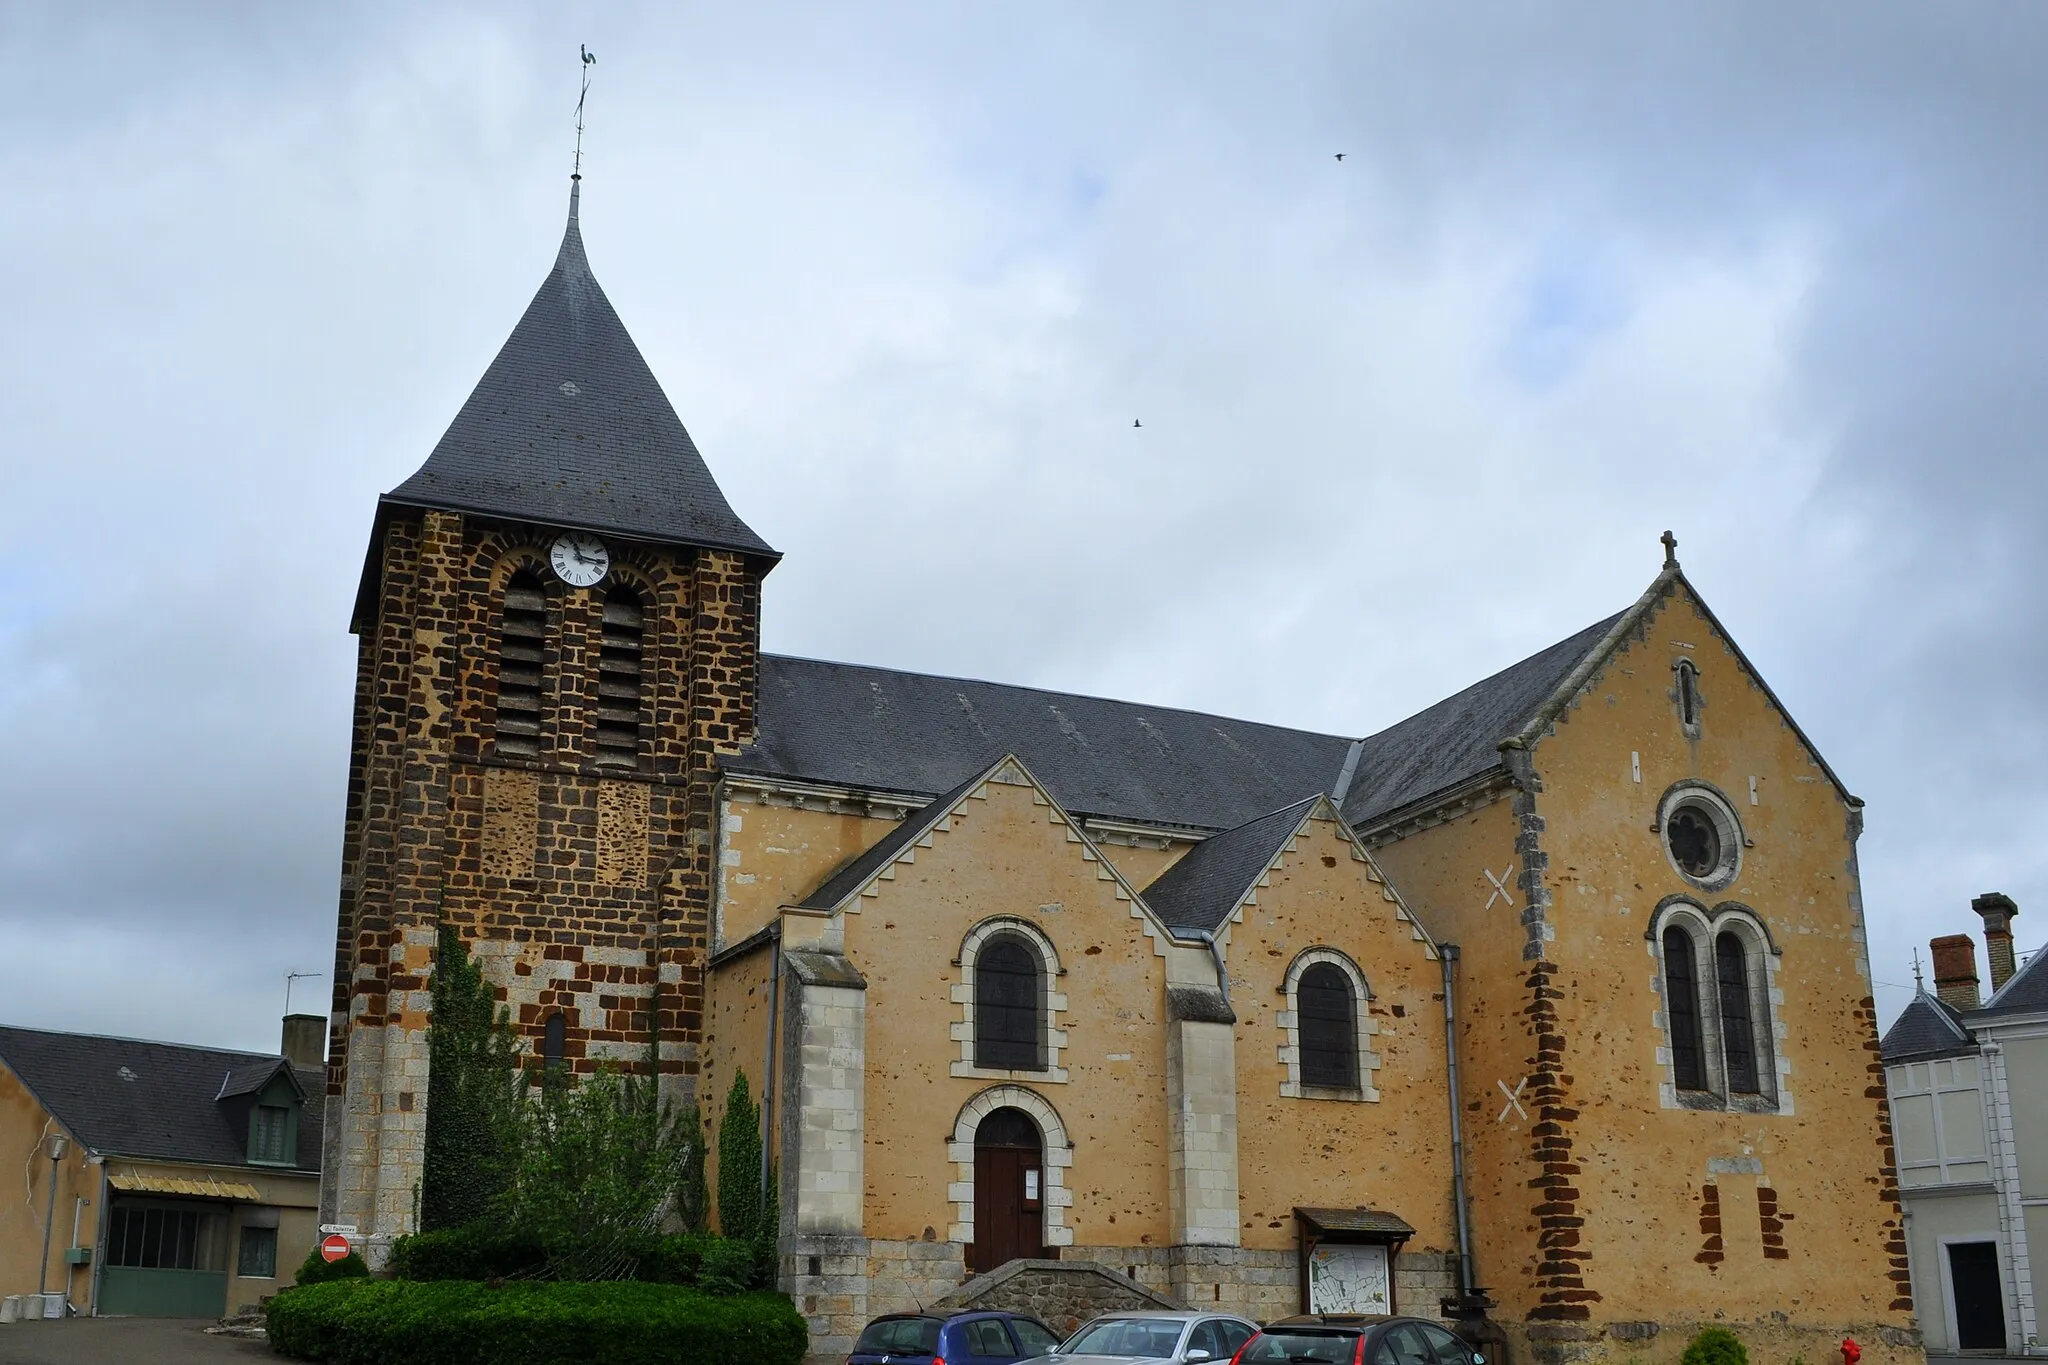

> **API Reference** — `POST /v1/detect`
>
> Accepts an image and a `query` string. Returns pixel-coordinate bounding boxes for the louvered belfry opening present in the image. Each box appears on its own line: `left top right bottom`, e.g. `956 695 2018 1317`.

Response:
1299 963 1360 1089
493 569 549 757
595 585 646 766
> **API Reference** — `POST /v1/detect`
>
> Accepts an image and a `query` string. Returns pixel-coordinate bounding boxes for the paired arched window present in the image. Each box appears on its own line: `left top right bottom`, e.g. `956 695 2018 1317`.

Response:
594 584 645 766
1298 963 1360 1089
975 935 1045 1071
493 569 550 758
1658 905 1775 1105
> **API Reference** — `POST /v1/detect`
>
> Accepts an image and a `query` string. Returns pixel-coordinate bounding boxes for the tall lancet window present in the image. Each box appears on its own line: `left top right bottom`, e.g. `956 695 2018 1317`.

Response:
1717 932 1761 1094
595 585 646 766
1663 926 1706 1092
493 569 549 758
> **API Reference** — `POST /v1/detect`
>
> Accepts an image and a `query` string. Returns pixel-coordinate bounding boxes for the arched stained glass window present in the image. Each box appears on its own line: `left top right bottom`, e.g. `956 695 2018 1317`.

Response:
1298 963 1359 1089
975 937 1043 1071
1664 926 1706 1092
1717 932 1760 1094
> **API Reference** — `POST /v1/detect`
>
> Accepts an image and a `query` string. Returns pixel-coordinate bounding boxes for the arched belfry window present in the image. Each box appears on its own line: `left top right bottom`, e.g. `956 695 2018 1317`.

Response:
975 936 1045 1071
1663 926 1706 1092
1298 963 1359 1089
493 569 549 758
595 585 646 766
1716 932 1760 1094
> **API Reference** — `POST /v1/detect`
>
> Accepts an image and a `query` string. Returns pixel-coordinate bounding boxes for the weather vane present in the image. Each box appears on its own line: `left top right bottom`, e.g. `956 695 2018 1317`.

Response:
574 44 597 178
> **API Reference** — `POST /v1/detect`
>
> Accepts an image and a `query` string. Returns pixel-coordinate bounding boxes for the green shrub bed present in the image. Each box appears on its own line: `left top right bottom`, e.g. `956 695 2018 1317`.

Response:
384 1226 766 1289
268 1279 807 1365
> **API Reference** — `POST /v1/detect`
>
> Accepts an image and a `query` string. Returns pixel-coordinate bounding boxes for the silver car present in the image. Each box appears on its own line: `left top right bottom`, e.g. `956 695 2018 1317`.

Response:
1029 1312 1261 1365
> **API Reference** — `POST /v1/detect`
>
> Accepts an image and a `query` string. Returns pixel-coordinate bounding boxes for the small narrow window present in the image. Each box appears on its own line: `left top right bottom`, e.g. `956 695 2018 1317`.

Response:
1664 927 1706 1091
542 1012 567 1075
1298 963 1360 1089
1676 660 1700 728
1717 932 1760 1094
595 585 645 766
494 570 549 757
238 1225 278 1278
249 1104 292 1163
975 936 1043 1070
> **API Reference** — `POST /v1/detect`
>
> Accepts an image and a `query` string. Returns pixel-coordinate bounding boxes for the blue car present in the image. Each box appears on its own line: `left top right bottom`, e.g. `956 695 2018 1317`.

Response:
850 1312 1067 1365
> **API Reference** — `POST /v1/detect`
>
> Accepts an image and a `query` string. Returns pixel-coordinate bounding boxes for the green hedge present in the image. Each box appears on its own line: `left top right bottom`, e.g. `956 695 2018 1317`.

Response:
268 1279 807 1365
291 1246 370 1287
385 1226 762 1289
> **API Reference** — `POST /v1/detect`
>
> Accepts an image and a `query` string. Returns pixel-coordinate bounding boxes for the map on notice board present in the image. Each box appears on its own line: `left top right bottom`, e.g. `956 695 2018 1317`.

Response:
1308 1243 1391 1315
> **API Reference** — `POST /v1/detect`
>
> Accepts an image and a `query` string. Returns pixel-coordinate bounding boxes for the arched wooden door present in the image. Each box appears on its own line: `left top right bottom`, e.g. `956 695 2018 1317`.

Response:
969 1106 1045 1273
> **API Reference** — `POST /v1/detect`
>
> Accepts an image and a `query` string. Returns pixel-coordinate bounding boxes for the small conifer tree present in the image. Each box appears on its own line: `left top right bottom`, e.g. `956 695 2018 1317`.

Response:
420 925 524 1231
716 1072 763 1243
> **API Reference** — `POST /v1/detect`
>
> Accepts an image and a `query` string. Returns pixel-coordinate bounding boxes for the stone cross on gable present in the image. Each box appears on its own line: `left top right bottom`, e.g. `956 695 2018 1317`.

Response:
1661 529 1679 569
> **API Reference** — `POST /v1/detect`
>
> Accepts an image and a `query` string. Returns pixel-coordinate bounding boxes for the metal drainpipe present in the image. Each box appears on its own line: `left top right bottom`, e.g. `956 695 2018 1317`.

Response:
759 928 782 1227
89 1156 108 1317
1197 929 1232 1006
1441 944 1476 1302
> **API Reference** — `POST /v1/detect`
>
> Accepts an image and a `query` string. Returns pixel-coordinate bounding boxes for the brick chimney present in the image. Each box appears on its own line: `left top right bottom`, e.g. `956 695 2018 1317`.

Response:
281 1014 326 1069
1973 893 2020 994
1931 935 1981 1011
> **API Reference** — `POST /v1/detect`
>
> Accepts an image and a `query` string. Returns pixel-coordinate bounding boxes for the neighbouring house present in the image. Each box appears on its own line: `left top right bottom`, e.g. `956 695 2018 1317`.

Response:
323 173 1918 1365
0 1016 326 1318
1883 895 2048 1356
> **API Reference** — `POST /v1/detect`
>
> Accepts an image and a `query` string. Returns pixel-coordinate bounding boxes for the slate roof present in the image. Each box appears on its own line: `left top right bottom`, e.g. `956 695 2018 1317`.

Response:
740 656 1356 833
0 1026 322 1174
739 603 1627 836
384 181 775 560
796 762 1002 911
1141 797 1320 933
1977 942 2048 1018
1336 613 1624 826
1879 994 1977 1062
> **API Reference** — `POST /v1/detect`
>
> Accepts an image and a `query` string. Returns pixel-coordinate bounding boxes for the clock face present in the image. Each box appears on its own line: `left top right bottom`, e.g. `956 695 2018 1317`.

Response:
548 532 610 587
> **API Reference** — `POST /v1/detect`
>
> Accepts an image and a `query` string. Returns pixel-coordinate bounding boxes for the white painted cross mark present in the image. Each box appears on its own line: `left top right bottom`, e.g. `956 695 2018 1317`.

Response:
1496 1077 1529 1123
1483 865 1517 911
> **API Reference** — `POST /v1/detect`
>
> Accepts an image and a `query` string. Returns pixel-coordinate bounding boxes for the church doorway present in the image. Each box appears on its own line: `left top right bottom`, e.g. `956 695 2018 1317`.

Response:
1945 1240 2006 1351
969 1107 1046 1274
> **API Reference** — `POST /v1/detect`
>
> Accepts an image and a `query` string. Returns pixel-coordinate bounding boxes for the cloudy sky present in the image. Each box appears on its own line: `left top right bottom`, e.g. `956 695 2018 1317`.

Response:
3 3 2043 1054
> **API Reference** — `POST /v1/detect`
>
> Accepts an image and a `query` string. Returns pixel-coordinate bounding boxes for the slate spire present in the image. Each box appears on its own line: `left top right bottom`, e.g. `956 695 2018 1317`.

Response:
384 178 776 560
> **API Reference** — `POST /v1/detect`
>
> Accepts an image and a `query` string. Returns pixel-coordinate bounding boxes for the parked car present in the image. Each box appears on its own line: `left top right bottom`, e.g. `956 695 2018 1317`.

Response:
1031 1311 1261 1365
850 1311 1067 1365
1230 1316 1484 1365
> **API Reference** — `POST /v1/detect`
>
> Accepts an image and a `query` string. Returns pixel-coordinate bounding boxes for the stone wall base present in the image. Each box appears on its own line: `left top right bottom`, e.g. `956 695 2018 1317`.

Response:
781 1233 871 1363
1510 1318 1924 1365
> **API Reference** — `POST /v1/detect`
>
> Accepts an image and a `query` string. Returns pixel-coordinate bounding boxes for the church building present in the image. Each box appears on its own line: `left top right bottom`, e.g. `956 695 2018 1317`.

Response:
322 179 1921 1365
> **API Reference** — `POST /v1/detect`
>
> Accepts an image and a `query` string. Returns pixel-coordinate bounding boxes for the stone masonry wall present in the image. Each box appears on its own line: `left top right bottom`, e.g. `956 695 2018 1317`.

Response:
323 509 767 1244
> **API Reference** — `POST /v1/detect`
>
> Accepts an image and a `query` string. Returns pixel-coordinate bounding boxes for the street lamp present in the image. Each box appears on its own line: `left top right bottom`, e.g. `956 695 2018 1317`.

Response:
37 1133 69 1302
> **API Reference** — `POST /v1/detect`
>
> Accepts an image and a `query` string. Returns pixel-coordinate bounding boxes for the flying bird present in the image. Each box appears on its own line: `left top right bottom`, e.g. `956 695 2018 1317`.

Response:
1334 153 1346 161
1132 419 1142 428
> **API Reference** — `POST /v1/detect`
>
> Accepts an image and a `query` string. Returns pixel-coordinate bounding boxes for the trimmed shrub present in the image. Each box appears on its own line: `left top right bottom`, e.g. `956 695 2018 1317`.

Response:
290 1246 369 1287
386 1226 549 1282
1681 1328 1748 1365
385 1225 756 1291
716 1072 764 1242
267 1278 807 1365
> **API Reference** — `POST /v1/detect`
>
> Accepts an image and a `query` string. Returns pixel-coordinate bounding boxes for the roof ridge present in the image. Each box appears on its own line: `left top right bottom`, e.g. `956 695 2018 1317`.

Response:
0 1022 287 1062
758 653 1357 744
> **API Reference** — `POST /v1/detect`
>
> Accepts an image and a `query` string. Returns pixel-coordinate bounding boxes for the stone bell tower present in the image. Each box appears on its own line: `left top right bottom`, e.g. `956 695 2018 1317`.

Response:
319 176 778 1258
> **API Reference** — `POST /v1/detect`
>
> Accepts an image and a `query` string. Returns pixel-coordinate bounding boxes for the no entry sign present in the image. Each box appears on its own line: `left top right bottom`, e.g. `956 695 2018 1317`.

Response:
320 1233 351 1263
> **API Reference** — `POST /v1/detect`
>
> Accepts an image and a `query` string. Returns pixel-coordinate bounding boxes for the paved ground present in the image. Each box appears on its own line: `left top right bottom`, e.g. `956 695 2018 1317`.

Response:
0 1319 273 1364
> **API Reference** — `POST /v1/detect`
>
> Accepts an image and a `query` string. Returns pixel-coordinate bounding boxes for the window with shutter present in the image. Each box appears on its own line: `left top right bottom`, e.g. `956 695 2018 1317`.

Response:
1298 963 1359 1089
975 936 1044 1071
494 570 549 757
595 586 644 765
1663 926 1706 1091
